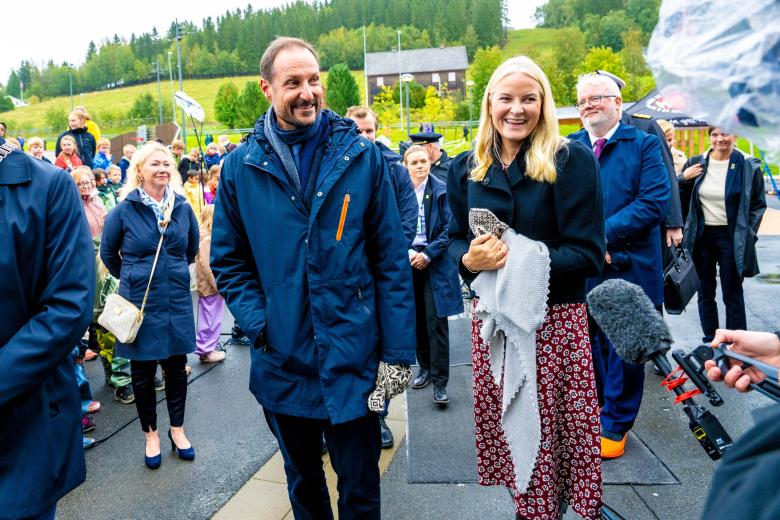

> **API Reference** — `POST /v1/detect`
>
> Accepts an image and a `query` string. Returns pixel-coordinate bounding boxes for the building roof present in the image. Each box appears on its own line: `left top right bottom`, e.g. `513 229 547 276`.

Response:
365 46 468 76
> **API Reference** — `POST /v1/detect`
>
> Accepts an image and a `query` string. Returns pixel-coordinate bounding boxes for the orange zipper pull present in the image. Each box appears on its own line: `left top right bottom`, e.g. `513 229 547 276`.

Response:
336 193 350 241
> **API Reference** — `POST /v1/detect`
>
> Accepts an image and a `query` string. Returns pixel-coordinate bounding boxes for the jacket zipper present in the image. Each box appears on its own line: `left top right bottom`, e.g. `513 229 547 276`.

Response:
336 193 350 241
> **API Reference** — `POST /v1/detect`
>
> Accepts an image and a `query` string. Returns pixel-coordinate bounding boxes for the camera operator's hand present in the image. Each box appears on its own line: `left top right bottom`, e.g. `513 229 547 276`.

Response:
704 329 780 392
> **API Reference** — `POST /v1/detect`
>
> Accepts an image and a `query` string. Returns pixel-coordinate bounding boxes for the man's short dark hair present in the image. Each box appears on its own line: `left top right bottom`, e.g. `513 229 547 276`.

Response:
260 37 320 81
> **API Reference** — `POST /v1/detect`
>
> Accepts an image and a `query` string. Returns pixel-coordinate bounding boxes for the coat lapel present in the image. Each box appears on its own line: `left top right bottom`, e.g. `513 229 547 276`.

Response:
424 180 434 240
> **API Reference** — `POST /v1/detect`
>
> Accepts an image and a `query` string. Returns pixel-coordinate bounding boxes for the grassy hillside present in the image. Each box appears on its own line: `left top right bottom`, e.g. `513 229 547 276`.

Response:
0 70 366 141
501 28 561 61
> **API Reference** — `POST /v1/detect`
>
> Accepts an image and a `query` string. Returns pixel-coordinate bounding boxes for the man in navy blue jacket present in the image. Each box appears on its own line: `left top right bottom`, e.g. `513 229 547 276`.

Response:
0 138 95 520
569 73 670 459
211 38 416 518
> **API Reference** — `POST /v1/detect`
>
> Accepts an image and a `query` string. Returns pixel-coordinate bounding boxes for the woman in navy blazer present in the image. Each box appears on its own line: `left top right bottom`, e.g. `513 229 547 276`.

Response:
101 142 199 469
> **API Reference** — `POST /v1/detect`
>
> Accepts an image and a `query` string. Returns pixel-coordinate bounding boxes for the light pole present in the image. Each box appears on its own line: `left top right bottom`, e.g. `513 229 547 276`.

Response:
466 80 475 149
155 60 163 125
68 64 74 112
401 73 414 137
397 30 402 133
175 20 186 143
167 51 176 124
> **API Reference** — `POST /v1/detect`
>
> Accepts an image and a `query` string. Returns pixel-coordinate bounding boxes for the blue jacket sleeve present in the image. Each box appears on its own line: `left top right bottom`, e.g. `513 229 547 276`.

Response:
210 152 268 346
423 195 452 261
605 135 671 247
363 147 416 365
0 172 95 407
391 163 418 248
100 204 124 279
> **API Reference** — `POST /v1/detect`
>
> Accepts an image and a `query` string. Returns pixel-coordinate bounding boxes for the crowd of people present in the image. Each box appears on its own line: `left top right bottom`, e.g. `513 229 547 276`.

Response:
0 32 773 520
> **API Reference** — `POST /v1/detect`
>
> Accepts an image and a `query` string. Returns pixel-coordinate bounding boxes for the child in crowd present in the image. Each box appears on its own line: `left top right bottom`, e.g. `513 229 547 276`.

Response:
203 169 215 205
26 136 51 163
94 169 117 212
178 147 201 184
207 164 220 203
93 138 113 170
117 144 135 183
183 169 205 216
106 163 123 205
195 205 226 364
55 135 83 172
204 142 221 170
171 139 185 167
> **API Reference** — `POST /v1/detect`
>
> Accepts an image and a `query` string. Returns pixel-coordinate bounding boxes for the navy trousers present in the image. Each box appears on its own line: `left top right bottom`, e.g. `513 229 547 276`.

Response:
693 226 747 343
264 410 382 520
589 316 646 437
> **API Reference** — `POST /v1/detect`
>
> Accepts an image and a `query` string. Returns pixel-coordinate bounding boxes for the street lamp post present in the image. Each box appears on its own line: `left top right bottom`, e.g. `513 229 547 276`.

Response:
167 51 176 125
401 73 414 137
466 80 475 149
68 65 74 112
155 60 163 125
397 30 402 133
175 20 186 143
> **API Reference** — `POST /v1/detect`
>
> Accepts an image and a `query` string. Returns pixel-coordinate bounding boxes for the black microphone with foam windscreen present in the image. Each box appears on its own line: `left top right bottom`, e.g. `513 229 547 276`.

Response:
587 278 734 460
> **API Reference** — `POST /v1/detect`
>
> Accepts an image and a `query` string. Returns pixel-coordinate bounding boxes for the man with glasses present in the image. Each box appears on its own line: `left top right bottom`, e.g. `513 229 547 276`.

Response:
569 72 670 459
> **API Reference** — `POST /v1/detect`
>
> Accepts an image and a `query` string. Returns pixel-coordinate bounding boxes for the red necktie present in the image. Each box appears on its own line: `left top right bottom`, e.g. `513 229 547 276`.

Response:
593 138 607 159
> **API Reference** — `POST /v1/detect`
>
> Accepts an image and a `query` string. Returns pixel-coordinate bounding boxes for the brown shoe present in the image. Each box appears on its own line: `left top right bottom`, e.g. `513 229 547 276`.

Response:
199 351 226 364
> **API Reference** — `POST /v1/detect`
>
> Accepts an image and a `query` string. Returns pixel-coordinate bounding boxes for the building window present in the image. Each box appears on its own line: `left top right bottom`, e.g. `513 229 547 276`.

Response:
376 76 384 87
448 71 456 82
431 72 440 83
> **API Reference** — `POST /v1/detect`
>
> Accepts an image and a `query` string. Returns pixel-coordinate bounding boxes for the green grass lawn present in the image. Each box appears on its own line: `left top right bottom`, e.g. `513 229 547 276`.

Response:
501 28 561 61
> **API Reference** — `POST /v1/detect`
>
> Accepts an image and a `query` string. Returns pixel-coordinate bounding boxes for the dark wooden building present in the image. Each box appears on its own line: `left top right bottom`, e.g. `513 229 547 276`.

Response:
365 46 469 103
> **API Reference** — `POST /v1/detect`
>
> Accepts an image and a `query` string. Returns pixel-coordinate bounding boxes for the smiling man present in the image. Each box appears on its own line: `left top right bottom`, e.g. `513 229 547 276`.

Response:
569 73 670 459
210 37 416 518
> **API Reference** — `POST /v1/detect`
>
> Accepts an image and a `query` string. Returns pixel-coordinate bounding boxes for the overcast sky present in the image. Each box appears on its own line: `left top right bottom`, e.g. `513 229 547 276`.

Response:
1 0 544 85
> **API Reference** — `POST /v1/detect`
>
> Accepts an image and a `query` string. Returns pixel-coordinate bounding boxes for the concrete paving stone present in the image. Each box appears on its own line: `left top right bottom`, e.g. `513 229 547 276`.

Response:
254 452 287 484
212 479 291 520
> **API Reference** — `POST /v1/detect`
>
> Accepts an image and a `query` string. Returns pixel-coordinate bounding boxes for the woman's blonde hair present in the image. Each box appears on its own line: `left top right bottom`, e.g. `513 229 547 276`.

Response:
70 166 94 185
470 55 564 184
403 145 429 166
119 142 183 200
199 204 215 232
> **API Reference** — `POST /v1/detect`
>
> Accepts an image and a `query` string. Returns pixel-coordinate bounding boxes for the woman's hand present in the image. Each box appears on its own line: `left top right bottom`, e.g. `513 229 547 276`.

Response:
462 234 508 272
682 163 703 182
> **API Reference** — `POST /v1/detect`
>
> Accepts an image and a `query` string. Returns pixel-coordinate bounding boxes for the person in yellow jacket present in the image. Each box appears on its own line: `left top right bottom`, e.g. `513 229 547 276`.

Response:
74 106 101 143
183 169 205 217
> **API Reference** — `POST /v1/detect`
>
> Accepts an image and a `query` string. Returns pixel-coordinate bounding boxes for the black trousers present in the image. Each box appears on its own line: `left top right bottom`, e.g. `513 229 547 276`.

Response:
264 410 381 520
693 226 747 342
412 266 449 386
130 355 188 432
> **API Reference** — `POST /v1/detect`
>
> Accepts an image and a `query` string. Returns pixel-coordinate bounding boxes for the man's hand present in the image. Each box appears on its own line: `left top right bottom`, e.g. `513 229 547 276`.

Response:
605 251 612 264
666 227 683 247
462 234 508 272
704 329 780 392
410 252 430 270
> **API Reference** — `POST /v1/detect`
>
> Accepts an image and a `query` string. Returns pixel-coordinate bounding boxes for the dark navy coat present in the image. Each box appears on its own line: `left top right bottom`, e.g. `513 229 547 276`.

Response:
569 123 670 305
419 174 463 317
377 141 418 247
211 110 416 424
100 190 198 361
0 140 95 518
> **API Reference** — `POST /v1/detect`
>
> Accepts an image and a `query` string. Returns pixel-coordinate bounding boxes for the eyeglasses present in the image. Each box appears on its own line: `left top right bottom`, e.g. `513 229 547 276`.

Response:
575 95 617 109
77 181 93 187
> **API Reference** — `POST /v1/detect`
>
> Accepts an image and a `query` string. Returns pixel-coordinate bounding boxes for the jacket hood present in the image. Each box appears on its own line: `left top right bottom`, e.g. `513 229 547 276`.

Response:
377 141 403 164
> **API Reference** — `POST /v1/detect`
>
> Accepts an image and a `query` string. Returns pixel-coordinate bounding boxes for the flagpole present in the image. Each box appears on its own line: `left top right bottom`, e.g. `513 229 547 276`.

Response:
363 26 369 105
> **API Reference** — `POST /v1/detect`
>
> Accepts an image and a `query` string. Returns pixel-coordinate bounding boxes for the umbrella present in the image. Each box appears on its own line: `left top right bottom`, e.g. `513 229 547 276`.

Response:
624 89 709 127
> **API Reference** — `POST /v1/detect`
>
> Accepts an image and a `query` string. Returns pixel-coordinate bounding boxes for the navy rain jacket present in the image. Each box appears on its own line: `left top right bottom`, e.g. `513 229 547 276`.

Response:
211 110 416 424
0 140 95 518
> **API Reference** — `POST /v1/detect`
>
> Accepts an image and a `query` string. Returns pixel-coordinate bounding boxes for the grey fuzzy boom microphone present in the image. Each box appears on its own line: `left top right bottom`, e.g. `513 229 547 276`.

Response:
586 279 674 365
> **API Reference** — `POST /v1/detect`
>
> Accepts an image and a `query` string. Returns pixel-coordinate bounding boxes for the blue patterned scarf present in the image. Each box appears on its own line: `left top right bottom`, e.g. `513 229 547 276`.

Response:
137 186 174 233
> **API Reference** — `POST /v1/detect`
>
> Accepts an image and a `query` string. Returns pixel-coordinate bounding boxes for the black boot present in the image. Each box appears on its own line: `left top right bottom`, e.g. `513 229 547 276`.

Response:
433 384 449 405
379 416 394 449
411 368 431 389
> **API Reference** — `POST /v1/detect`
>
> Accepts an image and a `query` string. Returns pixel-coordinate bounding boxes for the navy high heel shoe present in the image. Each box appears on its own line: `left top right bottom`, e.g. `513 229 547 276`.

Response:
168 429 195 461
144 446 161 469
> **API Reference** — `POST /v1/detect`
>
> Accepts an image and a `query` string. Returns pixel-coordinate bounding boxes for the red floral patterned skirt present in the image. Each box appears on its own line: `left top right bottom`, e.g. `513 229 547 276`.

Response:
472 301 602 520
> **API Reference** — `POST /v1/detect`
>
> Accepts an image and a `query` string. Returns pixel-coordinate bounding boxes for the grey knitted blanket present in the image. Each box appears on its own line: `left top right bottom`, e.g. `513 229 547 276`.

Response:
472 228 550 493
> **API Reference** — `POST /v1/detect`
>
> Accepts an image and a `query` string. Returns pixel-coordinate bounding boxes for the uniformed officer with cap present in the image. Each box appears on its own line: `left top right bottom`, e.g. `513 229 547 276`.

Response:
408 131 453 184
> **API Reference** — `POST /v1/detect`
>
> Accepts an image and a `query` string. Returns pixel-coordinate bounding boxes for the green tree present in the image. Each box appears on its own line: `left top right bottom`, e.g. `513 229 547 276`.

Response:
461 25 480 60
6 71 20 98
577 46 628 82
237 81 269 128
584 10 637 51
371 85 400 129
45 106 68 131
391 80 426 109
416 85 455 122
468 46 503 113
214 82 241 128
620 27 649 76
128 93 158 120
0 96 14 112
326 64 360 116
